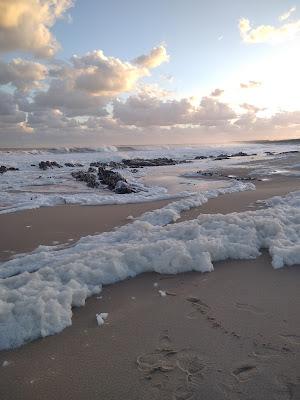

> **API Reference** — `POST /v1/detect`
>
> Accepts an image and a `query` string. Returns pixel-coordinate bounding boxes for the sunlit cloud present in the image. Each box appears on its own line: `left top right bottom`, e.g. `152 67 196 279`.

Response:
133 44 169 68
240 80 262 89
0 0 74 57
0 58 48 91
239 14 300 44
279 6 296 22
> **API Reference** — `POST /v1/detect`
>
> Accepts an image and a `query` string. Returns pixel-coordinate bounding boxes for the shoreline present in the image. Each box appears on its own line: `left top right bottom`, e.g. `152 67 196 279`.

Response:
0 160 300 399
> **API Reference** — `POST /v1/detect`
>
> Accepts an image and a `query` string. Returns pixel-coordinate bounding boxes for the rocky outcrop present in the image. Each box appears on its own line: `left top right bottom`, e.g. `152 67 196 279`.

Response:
0 165 19 174
71 170 99 188
98 167 137 193
122 158 177 168
65 162 84 167
39 161 62 170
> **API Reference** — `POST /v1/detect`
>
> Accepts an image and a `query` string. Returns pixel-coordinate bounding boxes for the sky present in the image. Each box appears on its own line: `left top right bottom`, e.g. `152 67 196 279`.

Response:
0 0 300 147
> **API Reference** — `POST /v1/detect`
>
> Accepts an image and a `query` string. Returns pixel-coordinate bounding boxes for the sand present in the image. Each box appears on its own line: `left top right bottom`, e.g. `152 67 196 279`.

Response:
0 164 300 400
1 253 299 400
0 199 170 261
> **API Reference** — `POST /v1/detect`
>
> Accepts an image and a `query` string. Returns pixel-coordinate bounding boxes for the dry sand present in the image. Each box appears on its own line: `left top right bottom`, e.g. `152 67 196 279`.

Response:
0 165 300 400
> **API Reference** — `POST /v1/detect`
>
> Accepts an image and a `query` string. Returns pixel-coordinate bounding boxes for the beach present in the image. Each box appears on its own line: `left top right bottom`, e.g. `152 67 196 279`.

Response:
0 145 300 399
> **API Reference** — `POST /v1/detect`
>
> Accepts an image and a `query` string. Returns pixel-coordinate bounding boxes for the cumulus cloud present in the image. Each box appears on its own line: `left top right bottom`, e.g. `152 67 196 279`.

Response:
0 58 47 91
279 6 296 22
73 45 169 96
73 51 147 96
133 45 169 68
0 90 27 126
240 80 262 89
34 78 109 117
239 15 300 44
0 0 74 57
113 93 236 127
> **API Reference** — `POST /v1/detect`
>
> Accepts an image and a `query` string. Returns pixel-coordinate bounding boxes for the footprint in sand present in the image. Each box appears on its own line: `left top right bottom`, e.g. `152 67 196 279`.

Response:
186 296 210 319
157 330 174 352
137 332 211 399
232 363 258 382
251 341 284 359
235 302 265 314
137 352 176 373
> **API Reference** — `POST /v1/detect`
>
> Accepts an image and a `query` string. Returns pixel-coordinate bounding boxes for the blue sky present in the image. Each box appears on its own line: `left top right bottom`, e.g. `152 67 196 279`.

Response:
52 0 297 94
0 0 300 146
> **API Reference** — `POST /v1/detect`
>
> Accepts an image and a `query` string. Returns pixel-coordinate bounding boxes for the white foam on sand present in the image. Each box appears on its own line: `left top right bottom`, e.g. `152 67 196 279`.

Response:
1 187 300 350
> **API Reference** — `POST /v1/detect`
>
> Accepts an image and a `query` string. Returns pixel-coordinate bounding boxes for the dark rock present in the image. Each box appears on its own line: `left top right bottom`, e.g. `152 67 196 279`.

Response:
98 167 126 189
71 170 99 188
65 162 75 167
122 157 177 168
279 150 299 155
88 167 97 173
230 152 249 157
39 161 62 170
90 161 108 168
194 155 208 160
114 181 137 194
214 154 230 160
0 165 19 173
98 167 137 193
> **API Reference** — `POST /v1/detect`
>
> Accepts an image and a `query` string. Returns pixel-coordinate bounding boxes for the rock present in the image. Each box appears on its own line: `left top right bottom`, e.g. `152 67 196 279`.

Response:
194 155 208 160
230 152 249 157
39 161 62 170
122 157 177 168
65 163 75 167
114 181 137 194
98 167 126 189
98 167 137 193
88 167 97 173
0 165 19 173
279 150 299 155
71 170 99 188
214 154 230 160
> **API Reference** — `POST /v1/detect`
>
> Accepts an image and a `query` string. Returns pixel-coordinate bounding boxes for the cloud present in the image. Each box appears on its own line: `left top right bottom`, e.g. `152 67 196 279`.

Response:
240 80 262 89
133 45 169 68
279 6 296 22
239 15 300 44
33 78 109 117
113 92 236 127
0 90 26 124
0 58 47 91
240 103 265 113
73 45 169 96
32 45 170 116
0 0 74 57
210 88 224 97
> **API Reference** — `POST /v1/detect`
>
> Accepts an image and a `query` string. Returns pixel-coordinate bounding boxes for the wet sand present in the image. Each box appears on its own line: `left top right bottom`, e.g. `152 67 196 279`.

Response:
0 199 170 261
0 164 300 399
1 253 299 400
